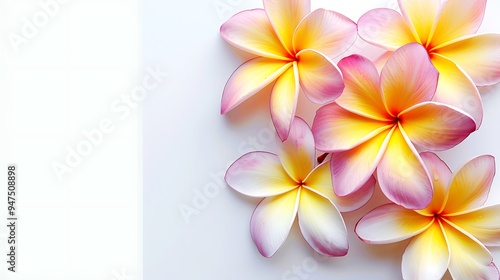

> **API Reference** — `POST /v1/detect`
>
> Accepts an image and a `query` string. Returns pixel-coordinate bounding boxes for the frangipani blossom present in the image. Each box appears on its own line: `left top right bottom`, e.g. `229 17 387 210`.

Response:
225 117 375 257
312 43 476 209
220 0 357 140
356 153 500 280
358 0 500 127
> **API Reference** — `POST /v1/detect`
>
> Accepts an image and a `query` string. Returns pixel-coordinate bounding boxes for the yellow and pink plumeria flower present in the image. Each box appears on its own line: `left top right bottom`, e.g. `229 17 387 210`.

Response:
312 43 476 210
356 153 500 280
220 0 357 141
358 0 500 127
225 117 375 257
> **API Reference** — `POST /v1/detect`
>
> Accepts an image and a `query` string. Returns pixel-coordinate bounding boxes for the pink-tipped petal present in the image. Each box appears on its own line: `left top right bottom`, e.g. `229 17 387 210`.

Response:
399 102 476 151
356 203 433 244
430 0 486 49
446 205 500 246
402 220 449 280
430 53 483 128
436 34 500 87
336 55 392 121
443 155 495 214
263 0 310 55
442 221 500 280
419 152 452 216
357 8 416 51
250 189 300 257
381 43 439 116
270 62 300 141
220 9 291 60
304 162 375 212
298 188 348 256
331 127 394 196
225 152 297 197
377 126 433 210
293 9 357 58
221 58 291 114
276 117 315 181
312 103 393 152
296 49 344 104
398 0 441 46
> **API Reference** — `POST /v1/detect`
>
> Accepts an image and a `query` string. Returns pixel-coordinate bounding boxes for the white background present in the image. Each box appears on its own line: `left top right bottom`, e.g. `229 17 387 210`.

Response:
143 0 500 280
0 0 499 280
1 0 140 279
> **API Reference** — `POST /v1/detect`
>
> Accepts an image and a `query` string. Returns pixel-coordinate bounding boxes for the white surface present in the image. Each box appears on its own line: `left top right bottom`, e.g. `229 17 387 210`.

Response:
143 0 500 279
0 0 140 279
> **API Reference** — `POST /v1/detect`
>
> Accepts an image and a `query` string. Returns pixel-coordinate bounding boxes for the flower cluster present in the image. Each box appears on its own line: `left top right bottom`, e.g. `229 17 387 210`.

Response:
220 0 500 279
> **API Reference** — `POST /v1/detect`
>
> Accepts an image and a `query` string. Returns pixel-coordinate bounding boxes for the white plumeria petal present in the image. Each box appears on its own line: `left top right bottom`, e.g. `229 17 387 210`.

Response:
402 219 449 280
356 203 433 244
225 152 296 197
276 117 315 182
298 188 348 256
250 189 300 257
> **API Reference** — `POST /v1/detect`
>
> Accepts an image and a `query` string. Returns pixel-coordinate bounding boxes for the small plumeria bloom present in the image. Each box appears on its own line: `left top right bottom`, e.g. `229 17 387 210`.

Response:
358 0 500 127
356 152 500 280
312 43 476 210
220 0 357 141
225 117 375 257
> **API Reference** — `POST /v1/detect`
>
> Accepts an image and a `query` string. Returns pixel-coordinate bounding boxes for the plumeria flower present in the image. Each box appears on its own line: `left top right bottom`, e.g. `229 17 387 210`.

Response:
358 0 500 127
225 117 375 257
356 152 500 280
220 0 357 141
312 43 476 210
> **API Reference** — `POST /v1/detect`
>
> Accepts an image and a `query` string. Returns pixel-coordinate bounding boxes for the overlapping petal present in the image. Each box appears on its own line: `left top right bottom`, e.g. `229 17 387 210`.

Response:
330 128 393 196
442 221 499 280
251 189 300 257
357 153 500 279
430 0 486 49
298 188 348 256
296 49 344 104
399 102 476 151
402 220 449 280
312 103 393 151
419 152 452 215
357 8 416 50
304 162 375 212
270 62 299 141
263 0 310 55
373 51 393 72
355 203 433 244
446 205 500 246
336 55 391 121
398 0 441 46
220 9 291 60
225 152 296 197
377 126 433 209
436 34 500 86
381 43 439 116
293 9 357 58
276 117 315 181
221 58 290 114
443 155 495 214
430 54 483 127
